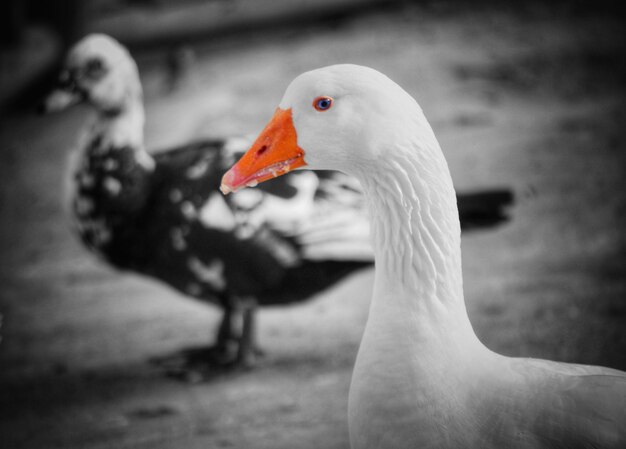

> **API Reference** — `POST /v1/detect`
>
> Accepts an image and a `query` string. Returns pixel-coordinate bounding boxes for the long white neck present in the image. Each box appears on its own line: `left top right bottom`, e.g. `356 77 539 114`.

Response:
363 158 461 307
355 112 478 338
347 109 489 448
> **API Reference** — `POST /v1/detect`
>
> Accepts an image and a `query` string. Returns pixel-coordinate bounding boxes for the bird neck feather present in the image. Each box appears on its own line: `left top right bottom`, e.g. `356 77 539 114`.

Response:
75 99 155 173
92 100 145 150
347 112 488 449
355 125 466 320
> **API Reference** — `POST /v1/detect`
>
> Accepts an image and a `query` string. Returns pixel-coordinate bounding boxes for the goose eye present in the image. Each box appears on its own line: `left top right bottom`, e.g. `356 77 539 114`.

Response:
313 96 333 111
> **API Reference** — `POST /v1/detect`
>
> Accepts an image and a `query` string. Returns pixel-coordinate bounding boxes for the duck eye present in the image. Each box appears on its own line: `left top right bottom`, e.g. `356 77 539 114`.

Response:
313 96 333 111
85 57 106 79
58 70 74 90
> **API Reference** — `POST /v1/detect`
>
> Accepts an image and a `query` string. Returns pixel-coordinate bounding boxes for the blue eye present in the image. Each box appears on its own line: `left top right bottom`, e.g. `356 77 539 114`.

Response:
313 96 333 111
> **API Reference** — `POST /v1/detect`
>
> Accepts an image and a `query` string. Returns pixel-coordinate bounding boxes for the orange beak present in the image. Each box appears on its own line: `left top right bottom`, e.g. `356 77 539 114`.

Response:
220 108 306 194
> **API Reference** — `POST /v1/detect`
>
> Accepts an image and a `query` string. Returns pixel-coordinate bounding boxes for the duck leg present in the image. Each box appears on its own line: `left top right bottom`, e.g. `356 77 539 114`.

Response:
209 304 239 364
206 297 262 368
152 298 263 380
235 299 260 368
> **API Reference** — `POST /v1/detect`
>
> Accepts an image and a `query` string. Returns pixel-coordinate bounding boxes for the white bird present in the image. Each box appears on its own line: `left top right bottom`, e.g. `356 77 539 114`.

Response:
221 64 626 449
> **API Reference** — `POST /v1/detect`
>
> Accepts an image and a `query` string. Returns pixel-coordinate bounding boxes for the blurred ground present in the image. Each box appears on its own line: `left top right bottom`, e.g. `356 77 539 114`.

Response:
1 3 625 448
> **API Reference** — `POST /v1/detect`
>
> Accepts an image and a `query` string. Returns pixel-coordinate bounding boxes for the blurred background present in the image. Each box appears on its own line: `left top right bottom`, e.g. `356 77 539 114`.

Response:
1 0 625 448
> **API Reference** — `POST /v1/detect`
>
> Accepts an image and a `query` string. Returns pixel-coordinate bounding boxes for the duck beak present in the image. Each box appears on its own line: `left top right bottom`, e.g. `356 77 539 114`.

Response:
220 108 306 194
39 69 85 114
39 88 82 114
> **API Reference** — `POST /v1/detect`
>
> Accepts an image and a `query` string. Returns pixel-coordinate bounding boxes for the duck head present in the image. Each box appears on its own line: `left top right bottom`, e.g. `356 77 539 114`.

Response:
221 64 422 194
41 34 142 115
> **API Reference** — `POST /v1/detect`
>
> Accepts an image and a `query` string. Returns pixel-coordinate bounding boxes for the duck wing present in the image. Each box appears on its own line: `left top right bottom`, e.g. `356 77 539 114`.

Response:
173 167 373 304
285 170 373 261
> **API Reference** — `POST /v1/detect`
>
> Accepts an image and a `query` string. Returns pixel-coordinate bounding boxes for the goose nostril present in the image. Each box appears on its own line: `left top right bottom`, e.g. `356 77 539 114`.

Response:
256 145 268 157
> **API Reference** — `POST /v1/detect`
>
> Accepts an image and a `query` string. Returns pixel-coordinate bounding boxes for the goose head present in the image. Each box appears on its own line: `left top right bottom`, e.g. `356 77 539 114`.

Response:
221 64 425 193
42 34 142 114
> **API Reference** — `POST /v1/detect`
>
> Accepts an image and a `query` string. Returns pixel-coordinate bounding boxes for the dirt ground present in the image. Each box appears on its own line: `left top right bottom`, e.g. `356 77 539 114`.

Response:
1 4 625 448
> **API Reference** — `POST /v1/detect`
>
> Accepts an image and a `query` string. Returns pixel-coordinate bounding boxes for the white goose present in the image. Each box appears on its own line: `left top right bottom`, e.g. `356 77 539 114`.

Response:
221 65 626 448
